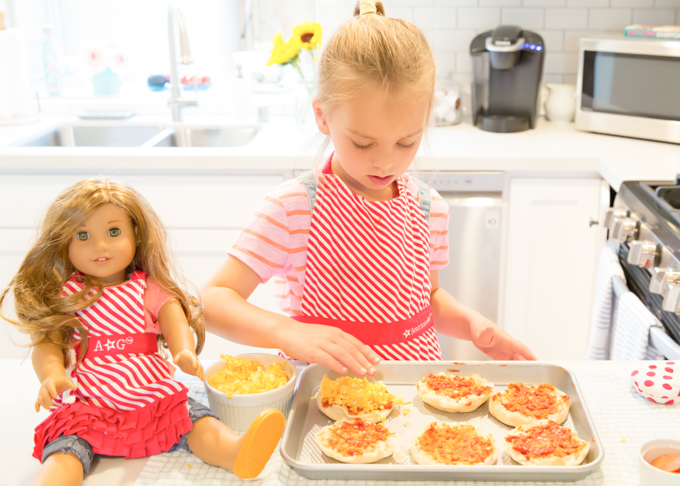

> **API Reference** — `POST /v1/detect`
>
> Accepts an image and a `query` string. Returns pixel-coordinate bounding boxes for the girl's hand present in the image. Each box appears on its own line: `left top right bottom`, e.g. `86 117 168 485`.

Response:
35 374 77 412
471 317 537 361
173 349 205 380
278 321 380 376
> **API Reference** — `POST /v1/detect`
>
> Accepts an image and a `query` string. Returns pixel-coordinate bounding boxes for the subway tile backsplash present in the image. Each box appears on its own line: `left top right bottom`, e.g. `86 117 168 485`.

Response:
317 0 680 85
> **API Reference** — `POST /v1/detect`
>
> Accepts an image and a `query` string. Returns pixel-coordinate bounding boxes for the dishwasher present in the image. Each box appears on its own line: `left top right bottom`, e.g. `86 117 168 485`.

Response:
421 172 504 360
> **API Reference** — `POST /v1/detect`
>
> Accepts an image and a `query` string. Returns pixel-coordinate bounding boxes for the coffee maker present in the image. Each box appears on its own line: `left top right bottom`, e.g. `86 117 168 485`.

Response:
470 25 544 133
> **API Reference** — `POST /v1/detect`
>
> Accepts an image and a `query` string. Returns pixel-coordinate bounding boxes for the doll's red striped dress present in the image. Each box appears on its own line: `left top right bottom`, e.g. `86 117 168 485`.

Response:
33 271 192 460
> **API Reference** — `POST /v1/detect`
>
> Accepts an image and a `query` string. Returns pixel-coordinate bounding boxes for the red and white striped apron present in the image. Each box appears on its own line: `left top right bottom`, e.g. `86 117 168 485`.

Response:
293 160 442 361
33 271 192 460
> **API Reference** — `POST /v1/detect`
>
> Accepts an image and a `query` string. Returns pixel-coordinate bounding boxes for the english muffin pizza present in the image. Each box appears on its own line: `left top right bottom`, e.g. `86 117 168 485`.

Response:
315 418 400 464
503 419 590 466
417 373 494 413
410 421 498 466
315 374 402 423
488 383 570 427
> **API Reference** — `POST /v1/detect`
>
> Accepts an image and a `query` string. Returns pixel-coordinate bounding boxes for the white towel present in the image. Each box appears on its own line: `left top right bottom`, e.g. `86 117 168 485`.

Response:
587 240 625 360
610 292 666 361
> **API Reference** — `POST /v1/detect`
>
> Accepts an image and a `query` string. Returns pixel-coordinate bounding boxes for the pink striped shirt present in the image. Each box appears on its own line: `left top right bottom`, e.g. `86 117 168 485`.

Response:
229 174 450 317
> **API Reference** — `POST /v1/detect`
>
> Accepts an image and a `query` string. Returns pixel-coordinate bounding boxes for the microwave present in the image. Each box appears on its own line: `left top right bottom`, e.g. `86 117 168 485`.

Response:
576 36 680 144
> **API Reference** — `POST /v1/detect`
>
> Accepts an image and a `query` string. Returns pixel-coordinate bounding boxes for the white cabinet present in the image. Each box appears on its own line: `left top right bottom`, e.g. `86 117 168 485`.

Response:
0 173 287 359
501 177 609 360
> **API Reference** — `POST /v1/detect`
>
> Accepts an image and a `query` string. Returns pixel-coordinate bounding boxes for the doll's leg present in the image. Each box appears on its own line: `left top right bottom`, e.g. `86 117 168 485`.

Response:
186 409 285 479
34 452 83 486
35 435 92 486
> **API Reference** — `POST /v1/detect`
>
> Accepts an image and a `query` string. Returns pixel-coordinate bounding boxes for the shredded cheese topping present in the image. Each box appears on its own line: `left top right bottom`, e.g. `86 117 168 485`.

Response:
208 355 289 398
497 383 568 420
418 423 495 465
318 374 402 416
423 373 492 400
505 420 585 459
323 419 393 457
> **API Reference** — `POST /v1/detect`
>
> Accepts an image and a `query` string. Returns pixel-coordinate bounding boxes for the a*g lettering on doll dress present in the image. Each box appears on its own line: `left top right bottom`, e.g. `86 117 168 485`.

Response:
33 271 192 460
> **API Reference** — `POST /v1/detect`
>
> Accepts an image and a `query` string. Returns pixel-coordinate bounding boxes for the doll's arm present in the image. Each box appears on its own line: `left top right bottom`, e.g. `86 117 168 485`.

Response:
158 298 204 379
430 270 537 360
32 342 76 411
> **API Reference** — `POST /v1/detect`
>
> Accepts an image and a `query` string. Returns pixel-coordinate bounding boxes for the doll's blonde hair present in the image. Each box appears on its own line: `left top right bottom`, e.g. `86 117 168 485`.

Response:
0 179 205 366
317 0 436 119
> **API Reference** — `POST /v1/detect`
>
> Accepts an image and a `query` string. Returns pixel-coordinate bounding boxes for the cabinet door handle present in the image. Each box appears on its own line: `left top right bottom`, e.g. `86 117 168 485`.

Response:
589 218 599 227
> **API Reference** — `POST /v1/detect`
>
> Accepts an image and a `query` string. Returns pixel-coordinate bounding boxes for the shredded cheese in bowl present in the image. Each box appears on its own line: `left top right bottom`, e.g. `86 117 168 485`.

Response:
208 354 290 398
318 374 403 416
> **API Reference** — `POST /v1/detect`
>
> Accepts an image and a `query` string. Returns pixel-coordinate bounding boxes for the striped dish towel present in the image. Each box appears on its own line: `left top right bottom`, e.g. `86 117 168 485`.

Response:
610 291 666 360
587 240 625 360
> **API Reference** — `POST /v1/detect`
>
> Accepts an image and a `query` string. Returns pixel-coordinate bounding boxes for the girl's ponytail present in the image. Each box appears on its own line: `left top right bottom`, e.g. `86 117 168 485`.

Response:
354 1 385 17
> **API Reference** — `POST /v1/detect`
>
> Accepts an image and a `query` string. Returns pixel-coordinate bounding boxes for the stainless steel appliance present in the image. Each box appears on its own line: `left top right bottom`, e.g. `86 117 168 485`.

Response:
422 172 503 360
576 36 680 144
605 176 680 358
470 25 545 133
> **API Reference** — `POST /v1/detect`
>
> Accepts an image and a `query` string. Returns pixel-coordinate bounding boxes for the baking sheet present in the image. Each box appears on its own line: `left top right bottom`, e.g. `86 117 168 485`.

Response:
280 361 604 482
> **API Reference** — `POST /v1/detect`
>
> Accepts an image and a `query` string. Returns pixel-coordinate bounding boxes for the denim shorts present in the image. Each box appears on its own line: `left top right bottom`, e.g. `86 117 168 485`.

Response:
41 397 218 475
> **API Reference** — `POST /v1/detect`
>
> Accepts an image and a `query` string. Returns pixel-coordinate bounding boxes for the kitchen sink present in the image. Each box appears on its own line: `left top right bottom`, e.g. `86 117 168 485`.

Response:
16 125 167 147
150 126 260 147
14 124 261 148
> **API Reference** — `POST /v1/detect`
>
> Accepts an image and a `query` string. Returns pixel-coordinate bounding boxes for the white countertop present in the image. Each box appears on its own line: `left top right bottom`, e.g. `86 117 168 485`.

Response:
1 115 678 191
2 359 679 486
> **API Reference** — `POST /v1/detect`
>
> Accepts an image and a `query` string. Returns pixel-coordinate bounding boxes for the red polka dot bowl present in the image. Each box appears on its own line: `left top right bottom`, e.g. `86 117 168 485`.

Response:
631 361 679 404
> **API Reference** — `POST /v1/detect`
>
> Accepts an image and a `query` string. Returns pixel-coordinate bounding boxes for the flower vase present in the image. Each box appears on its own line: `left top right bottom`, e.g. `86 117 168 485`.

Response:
93 67 120 96
294 78 315 127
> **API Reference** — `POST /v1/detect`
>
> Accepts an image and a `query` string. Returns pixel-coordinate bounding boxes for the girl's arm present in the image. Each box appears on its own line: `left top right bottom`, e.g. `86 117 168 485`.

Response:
430 270 537 360
32 341 76 411
158 298 204 380
201 255 380 376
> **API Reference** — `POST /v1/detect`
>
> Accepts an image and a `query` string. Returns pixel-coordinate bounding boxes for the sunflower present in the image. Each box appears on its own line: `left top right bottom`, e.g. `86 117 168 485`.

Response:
292 20 322 50
267 32 302 66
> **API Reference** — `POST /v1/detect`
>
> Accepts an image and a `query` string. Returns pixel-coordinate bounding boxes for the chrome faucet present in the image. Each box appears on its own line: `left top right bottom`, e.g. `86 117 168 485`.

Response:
168 5 197 123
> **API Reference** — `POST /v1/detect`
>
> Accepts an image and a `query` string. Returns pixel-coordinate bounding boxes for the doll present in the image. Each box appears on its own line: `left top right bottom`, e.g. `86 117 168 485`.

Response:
0 179 285 485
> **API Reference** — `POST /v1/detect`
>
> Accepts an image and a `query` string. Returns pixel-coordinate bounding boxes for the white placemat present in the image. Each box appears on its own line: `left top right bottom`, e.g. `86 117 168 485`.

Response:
134 363 680 486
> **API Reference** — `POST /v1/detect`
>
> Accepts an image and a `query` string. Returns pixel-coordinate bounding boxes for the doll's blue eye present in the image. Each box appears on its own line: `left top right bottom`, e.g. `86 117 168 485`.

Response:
108 228 121 237
76 232 89 241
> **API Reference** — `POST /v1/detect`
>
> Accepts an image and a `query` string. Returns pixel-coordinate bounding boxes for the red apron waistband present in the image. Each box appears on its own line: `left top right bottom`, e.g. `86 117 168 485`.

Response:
82 333 158 360
292 306 434 346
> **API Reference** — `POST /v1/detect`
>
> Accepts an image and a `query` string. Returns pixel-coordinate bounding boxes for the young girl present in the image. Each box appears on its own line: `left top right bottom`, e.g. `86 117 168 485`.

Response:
0 179 284 485
201 0 536 376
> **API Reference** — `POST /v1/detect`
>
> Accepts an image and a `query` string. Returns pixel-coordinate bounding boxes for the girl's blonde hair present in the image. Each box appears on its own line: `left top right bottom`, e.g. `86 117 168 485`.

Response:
0 179 205 367
317 0 436 117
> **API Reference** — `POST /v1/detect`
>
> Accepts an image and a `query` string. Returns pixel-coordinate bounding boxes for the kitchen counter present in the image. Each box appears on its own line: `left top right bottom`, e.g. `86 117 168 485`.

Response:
1 116 678 190
2 359 679 486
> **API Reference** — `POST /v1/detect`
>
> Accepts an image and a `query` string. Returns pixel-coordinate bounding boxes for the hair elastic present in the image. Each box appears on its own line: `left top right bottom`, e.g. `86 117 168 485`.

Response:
360 0 377 15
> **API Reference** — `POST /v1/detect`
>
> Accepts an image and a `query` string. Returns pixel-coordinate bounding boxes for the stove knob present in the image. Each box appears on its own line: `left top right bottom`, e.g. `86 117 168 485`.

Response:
604 208 627 229
627 240 658 268
662 284 680 313
611 218 638 243
650 268 671 295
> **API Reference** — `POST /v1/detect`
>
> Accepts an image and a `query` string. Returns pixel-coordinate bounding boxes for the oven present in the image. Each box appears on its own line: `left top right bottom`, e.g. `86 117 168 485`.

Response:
576 36 680 144
604 177 680 359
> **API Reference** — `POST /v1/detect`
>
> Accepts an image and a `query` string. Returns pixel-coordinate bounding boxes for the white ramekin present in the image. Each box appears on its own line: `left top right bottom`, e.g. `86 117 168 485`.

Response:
638 439 680 486
204 353 297 432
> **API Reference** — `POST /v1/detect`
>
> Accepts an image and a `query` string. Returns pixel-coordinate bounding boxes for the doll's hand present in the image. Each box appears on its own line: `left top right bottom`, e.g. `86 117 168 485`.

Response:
278 321 380 376
173 350 205 380
35 374 77 412
471 317 537 361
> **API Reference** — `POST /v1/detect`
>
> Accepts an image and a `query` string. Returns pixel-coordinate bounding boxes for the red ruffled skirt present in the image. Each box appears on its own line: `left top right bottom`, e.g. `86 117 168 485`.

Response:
33 388 192 460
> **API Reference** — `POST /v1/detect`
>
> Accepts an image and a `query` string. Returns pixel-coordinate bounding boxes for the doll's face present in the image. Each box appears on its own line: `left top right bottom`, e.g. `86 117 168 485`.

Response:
68 203 137 286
